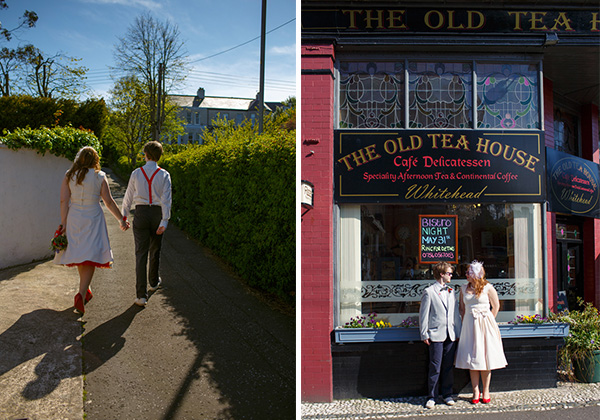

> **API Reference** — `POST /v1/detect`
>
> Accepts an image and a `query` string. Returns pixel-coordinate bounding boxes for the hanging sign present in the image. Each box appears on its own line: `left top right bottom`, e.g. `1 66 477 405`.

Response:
418 215 458 264
334 130 545 204
301 180 314 209
546 148 600 218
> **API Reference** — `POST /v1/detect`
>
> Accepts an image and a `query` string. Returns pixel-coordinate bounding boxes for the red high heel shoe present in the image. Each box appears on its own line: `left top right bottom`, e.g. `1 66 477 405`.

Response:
74 293 85 314
481 396 491 404
471 398 479 404
85 288 93 303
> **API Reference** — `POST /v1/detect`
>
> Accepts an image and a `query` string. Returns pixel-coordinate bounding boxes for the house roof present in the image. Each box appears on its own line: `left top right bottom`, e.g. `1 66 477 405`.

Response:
169 94 259 111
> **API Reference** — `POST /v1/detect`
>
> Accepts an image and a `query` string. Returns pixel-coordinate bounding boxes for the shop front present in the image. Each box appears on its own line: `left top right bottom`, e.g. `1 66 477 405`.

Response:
301 0 600 403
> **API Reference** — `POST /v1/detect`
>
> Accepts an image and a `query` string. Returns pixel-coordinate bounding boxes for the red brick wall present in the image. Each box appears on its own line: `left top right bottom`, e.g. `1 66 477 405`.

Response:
301 43 335 402
581 104 600 307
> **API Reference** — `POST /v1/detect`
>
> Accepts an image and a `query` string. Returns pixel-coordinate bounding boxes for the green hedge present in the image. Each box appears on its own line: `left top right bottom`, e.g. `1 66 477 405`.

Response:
0 95 107 140
161 129 295 304
0 126 102 161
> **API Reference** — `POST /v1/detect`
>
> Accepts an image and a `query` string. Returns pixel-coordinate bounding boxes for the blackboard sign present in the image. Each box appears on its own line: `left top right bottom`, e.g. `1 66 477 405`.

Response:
419 215 458 264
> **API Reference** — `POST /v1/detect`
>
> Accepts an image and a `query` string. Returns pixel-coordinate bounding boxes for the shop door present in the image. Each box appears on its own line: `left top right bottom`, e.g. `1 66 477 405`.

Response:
556 240 584 311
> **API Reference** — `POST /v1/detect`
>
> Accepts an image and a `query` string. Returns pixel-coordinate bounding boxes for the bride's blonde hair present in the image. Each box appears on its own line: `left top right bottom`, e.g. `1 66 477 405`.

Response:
66 147 100 185
467 260 488 297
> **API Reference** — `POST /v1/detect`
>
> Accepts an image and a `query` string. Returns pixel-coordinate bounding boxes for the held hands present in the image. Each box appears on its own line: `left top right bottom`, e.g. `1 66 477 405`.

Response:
119 219 130 231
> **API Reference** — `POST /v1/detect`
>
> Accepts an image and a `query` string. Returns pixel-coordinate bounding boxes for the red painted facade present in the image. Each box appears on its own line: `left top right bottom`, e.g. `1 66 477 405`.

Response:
301 8 600 403
301 44 335 402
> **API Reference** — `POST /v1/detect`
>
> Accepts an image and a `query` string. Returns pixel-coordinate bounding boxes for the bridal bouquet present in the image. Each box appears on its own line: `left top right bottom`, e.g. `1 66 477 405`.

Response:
51 226 68 253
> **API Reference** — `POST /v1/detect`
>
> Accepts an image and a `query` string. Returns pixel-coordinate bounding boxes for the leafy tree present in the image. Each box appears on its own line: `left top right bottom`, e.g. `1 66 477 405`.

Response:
105 75 151 166
270 96 296 131
0 45 34 96
23 48 88 99
0 1 38 43
113 12 189 140
105 75 184 166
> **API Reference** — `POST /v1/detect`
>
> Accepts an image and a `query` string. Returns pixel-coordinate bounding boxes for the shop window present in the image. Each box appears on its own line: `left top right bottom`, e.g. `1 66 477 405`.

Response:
339 61 405 129
553 108 579 156
338 203 544 326
476 63 540 129
339 60 540 130
408 62 472 128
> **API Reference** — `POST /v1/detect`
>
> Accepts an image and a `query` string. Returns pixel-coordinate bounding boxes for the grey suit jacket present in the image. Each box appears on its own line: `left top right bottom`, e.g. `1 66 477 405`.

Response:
419 283 461 342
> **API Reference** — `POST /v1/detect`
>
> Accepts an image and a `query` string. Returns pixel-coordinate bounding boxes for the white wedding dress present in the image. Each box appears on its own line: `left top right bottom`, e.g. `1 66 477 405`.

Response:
53 170 113 267
455 283 507 371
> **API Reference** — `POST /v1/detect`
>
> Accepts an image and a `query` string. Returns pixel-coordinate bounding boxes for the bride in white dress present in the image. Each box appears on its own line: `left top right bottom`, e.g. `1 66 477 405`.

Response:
455 261 507 404
54 147 129 314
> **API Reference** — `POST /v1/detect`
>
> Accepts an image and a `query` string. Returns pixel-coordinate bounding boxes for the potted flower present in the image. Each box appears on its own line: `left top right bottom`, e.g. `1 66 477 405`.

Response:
550 299 600 383
334 313 421 343
504 313 570 338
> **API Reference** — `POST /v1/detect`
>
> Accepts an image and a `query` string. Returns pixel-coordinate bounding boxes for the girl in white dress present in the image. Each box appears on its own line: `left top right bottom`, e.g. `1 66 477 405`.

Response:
54 147 129 314
455 261 507 404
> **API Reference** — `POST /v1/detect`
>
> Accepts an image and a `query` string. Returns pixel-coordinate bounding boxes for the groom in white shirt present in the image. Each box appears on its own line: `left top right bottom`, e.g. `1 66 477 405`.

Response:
122 141 172 306
419 262 461 409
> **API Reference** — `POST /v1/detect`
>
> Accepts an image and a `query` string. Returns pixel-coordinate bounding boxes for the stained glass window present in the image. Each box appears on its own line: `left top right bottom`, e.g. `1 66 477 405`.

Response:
476 63 539 129
408 62 472 128
339 61 540 130
339 62 404 128
553 107 579 156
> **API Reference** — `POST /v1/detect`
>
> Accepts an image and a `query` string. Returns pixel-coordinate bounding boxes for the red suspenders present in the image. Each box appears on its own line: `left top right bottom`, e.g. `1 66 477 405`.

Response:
140 167 161 205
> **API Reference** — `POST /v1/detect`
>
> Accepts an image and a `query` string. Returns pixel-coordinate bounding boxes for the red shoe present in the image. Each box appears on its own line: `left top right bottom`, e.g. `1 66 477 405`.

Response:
481 397 491 404
85 288 93 303
471 398 479 404
74 293 85 314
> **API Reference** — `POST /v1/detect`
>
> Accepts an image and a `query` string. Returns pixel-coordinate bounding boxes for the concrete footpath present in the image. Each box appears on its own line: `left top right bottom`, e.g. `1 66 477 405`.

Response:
0 169 295 420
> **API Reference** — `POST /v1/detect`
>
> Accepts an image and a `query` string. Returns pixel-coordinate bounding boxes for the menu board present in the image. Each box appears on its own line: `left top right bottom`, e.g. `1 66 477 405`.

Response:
419 215 458 264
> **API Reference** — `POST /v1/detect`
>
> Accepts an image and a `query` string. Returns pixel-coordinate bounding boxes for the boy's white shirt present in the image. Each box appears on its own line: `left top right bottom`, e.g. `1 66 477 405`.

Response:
122 160 172 229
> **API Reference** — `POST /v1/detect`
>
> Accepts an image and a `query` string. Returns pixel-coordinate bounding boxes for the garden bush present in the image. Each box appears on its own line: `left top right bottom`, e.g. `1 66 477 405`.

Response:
0 95 107 140
161 121 295 305
0 126 101 161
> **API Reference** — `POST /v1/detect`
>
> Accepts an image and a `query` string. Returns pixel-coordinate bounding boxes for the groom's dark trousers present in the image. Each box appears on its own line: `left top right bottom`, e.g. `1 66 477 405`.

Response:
428 337 456 399
133 205 163 299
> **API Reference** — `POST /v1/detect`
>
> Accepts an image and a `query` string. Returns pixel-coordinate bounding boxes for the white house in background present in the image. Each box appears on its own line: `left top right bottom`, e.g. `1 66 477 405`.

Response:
169 87 285 144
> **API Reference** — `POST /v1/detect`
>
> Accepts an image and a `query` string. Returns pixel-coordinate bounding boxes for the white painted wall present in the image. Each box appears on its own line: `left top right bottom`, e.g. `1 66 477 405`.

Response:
0 145 72 269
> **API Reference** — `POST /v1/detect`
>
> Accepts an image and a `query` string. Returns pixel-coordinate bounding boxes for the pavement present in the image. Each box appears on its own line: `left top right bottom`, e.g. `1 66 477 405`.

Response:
0 168 295 420
301 379 600 419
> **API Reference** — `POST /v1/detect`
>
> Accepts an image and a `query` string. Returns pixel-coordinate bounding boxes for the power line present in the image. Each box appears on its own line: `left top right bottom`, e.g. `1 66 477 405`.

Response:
189 18 295 64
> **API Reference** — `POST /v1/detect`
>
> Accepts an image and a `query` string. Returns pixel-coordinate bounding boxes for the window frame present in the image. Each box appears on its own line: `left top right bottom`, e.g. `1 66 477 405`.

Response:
335 53 544 131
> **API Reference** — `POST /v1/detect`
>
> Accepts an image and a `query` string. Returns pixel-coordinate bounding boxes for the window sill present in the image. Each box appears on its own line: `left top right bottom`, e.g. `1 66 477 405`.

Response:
333 323 570 344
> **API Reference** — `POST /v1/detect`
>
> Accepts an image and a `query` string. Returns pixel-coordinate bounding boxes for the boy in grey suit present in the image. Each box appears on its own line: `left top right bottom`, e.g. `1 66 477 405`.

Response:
419 262 461 409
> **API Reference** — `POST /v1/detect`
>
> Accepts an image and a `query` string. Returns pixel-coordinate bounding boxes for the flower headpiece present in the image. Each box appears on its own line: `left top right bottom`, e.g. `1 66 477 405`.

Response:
468 260 484 279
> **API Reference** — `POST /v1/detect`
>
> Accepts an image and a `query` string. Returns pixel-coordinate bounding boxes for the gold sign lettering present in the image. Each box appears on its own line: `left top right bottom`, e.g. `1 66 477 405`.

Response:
551 12 574 31
334 9 598 33
365 9 385 29
591 13 600 31
388 10 407 29
424 10 444 29
338 144 381 170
